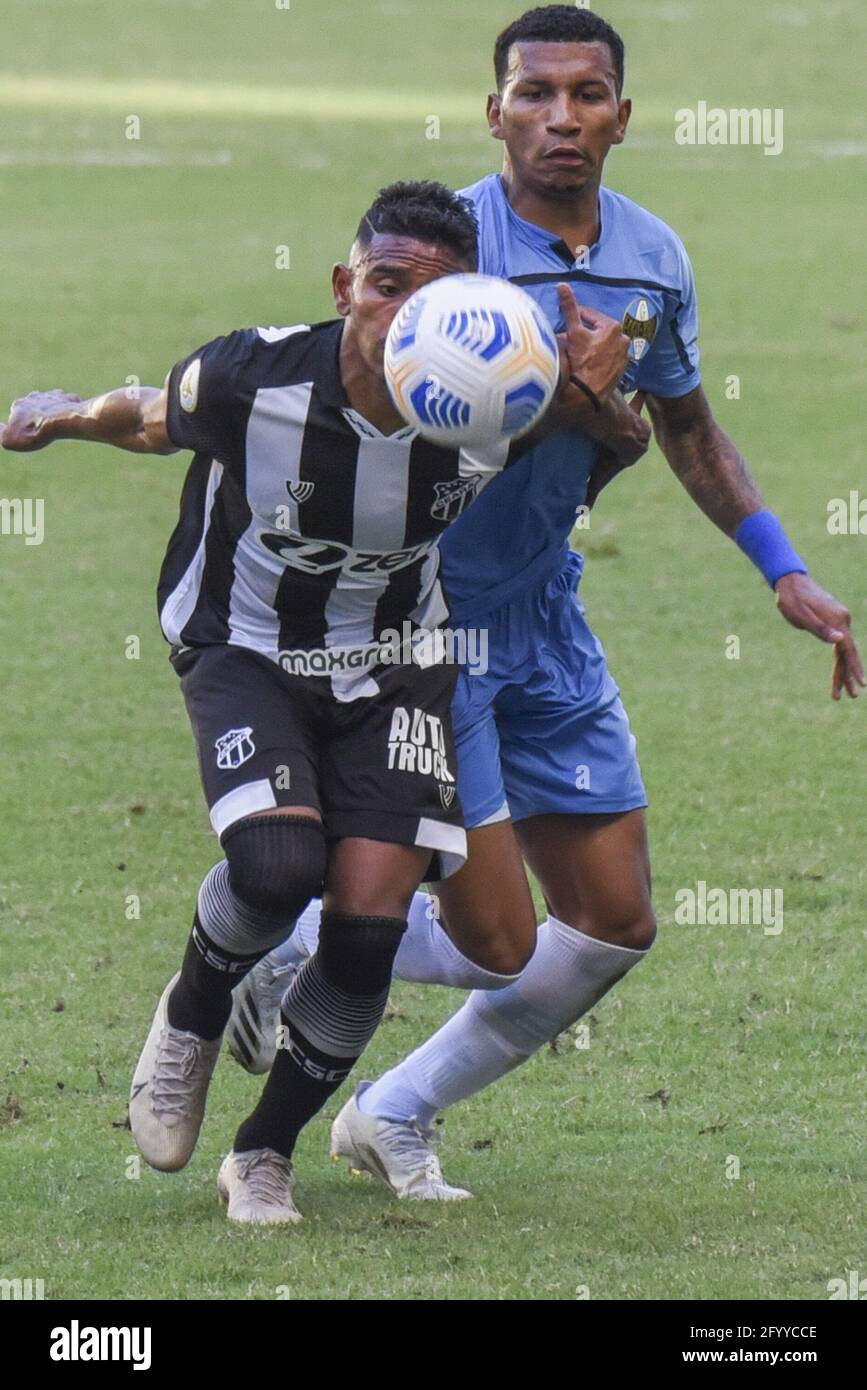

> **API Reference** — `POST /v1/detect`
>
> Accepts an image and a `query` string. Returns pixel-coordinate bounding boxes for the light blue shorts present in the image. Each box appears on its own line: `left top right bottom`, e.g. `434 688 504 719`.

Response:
451 551 647 828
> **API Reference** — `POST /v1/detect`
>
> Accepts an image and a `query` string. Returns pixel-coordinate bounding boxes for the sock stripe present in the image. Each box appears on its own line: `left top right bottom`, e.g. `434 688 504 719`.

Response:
197 859 294 957
281 957 388 1059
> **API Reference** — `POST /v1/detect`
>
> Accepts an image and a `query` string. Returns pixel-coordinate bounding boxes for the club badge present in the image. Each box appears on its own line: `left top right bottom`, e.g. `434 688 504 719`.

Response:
179 358 201 413
430 475 481 522
215 727 255 770
622 297 659 363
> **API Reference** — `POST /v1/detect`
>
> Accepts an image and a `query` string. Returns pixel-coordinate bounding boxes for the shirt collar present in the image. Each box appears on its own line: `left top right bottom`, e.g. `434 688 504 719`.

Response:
494 174 607 267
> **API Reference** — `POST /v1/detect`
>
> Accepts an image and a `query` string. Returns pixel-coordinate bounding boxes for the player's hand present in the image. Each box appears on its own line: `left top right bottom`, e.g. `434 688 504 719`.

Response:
774 572 866 700
0 389 82 451
555 283 630 412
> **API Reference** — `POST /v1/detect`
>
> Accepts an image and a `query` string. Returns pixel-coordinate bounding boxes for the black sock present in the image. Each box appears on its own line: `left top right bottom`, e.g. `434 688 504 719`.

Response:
233 913 406 1158
234 1012 357 1158
168 917 263 1040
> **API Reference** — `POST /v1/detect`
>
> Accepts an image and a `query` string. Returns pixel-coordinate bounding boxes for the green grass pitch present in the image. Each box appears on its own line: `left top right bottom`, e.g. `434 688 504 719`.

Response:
0 0 865 1300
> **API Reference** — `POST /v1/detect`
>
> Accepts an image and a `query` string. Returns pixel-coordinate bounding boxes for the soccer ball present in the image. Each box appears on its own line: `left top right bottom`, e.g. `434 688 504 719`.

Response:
384 273 561 448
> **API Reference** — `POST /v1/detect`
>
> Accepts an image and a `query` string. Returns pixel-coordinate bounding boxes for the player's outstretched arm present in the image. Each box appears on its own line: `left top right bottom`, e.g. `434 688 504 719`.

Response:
646 384 865 700
0 380 177 455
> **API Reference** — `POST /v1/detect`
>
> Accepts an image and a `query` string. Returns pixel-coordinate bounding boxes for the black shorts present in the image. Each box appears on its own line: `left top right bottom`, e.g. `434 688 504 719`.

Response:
169 643 467 879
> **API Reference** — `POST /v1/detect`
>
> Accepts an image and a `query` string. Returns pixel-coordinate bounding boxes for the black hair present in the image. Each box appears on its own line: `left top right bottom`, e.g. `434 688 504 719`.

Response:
355 180 478 269
494 6 625 94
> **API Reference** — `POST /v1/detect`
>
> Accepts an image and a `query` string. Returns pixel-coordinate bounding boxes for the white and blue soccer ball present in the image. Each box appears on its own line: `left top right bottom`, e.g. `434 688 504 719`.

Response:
384 273 561 448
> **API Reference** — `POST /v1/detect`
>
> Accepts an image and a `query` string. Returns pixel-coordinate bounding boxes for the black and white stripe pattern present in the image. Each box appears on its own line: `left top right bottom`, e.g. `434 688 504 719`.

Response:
281 955 389 1059
158 319 510 698
196 860 294 956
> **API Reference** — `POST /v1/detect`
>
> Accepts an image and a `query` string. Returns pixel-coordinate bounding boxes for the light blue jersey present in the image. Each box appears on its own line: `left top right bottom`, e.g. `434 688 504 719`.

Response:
440 173 701 621
438 173 702 828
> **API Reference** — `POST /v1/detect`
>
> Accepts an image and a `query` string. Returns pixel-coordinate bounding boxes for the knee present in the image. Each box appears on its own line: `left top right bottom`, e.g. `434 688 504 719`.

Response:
318 912 406 995
592 904 657 952
483 934 537 976
444 911 537 977
221 814 326 921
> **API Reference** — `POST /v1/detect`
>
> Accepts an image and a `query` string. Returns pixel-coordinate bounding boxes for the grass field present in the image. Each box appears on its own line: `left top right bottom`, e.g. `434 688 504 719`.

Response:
0 0 865 1301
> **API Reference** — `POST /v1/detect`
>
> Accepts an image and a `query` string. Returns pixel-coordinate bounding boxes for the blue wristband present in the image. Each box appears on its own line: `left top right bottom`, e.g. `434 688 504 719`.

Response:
734 510 808 589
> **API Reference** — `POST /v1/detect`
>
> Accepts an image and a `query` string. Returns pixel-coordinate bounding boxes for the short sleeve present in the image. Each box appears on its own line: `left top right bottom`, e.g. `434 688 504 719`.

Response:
634 239 701 398
165 330 256 462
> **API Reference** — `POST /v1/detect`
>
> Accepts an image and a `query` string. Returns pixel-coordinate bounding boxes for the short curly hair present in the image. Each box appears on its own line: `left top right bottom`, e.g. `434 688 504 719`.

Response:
494 6 625 94
355 181 478 269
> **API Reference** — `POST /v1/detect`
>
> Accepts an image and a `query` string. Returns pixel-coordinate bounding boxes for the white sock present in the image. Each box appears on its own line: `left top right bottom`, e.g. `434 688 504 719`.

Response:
267 891 523 991
358 915 649 1127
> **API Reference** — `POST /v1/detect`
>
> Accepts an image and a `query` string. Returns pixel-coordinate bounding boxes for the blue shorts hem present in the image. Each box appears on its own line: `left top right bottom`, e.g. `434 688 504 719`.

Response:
509 795 648 823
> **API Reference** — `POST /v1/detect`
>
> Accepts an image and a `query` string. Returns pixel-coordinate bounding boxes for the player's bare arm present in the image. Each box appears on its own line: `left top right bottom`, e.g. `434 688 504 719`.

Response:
647 384 865 700
1 379 176 455
645 384 762 532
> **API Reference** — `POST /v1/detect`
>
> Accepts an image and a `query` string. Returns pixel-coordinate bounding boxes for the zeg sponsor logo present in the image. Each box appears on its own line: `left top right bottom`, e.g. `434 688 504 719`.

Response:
260 530 436 577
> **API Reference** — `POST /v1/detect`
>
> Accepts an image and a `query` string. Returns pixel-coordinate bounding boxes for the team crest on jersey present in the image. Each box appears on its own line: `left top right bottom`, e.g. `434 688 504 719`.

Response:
179 358 201 413
286 480 315 504
439 784 456 810
622 298 659 362
430 475 482 523
215 727 255 770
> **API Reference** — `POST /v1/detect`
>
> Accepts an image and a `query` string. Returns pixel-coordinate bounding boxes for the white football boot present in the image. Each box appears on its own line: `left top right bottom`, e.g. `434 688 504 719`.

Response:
227 957 299 1074
330 1082 472 1201
217 1149 302 1225
128 973 222 1172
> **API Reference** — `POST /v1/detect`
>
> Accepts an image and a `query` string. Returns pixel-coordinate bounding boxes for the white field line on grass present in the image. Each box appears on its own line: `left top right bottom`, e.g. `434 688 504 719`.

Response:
0 77 862 163
0 74 482 123
0 144 861 171
0 148 234 166
9 74 833 141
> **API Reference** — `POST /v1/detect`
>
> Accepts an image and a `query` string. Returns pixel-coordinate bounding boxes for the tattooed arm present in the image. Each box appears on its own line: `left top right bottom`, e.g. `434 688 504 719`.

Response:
644 384 763 534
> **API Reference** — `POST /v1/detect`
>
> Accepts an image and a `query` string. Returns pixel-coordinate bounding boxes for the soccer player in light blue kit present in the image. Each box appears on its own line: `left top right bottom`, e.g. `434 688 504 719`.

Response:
231 6 863 1200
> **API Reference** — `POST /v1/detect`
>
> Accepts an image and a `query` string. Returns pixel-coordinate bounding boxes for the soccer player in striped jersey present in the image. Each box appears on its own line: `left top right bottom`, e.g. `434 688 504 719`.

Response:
230 7 863 1203
1 179 633 1223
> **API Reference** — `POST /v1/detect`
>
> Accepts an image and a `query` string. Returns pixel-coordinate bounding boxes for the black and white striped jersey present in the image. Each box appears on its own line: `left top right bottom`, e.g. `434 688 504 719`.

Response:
158 319 512 699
